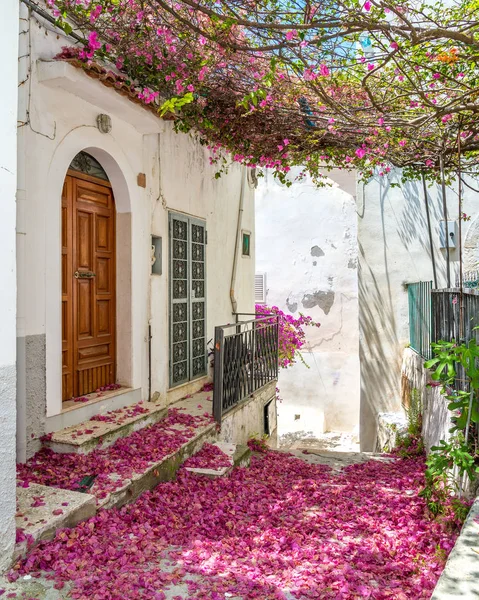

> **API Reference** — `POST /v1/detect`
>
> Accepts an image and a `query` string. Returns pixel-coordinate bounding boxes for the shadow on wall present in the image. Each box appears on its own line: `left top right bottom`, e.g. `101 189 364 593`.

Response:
359 174 447 451
398 178 448 285
359 246 401 450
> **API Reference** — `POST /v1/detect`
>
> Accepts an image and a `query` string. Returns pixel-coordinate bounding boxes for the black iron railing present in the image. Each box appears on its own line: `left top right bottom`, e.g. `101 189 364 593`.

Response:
431 288 479 348
213 316 279 423
407 284 479 360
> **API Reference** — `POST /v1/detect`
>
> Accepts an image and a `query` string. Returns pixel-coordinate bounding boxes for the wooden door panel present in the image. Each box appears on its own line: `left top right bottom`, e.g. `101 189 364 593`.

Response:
76 212 93 270
76 183 110 207
77 280 94 339
78 343 111 361
95 258 111 293
97 300 111 335
96 214 111 251
62 173 116 401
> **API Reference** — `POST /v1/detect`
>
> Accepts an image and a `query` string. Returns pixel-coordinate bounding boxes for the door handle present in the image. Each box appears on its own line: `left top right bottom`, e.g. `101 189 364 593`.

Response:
74 271 96 279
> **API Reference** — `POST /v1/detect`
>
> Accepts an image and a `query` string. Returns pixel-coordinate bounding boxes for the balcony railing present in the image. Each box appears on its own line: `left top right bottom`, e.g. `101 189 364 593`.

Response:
408 282 479 360
213 316 279 423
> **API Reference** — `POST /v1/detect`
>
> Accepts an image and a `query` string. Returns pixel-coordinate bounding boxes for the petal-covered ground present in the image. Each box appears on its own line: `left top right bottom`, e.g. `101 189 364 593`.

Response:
17 408 214 500
9 450 458 600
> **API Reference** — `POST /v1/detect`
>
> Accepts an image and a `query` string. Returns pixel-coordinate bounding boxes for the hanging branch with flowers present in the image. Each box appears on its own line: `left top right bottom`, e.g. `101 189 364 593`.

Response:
45 0 479 183
255 304 320 369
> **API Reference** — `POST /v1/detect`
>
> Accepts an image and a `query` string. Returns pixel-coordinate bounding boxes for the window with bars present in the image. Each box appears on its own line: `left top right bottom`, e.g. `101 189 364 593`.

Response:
169 213 207 387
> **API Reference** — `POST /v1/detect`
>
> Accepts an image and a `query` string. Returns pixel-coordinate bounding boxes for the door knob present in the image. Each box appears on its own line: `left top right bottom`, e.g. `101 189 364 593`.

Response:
74 271 96 279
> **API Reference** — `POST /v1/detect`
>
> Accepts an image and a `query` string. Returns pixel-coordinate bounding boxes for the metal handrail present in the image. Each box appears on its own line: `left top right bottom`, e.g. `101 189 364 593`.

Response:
213 316 279 423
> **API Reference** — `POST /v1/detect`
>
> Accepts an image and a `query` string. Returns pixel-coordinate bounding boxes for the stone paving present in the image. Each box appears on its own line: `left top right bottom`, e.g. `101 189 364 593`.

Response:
279 430 360 453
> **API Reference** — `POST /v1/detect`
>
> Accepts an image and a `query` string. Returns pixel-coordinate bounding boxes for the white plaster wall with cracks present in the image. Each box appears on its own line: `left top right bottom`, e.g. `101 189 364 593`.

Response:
256 168 360 444
358 170 479 451
14 9 255 462
0 0 19 572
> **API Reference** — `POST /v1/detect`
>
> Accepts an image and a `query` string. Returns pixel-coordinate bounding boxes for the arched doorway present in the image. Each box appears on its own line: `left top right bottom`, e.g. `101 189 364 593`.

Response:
62 151 116 401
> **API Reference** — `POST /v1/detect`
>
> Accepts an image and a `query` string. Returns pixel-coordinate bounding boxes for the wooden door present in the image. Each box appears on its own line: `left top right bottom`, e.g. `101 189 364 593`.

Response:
62 172 116 401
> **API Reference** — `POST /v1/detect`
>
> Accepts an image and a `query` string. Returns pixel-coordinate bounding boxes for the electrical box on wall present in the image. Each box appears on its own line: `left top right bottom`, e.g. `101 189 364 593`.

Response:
151 236 162 275
439 220 457 249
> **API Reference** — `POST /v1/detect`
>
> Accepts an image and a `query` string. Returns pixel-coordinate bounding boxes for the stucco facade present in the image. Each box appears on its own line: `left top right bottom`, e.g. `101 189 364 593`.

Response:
0 0 19 572
15 7 255 461
256 169 360 441
359 171 479 450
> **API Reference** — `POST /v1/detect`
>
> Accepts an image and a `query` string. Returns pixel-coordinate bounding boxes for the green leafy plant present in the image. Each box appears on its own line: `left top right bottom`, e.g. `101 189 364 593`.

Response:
394 388 424 458
425 337 479 451
419 338 479 518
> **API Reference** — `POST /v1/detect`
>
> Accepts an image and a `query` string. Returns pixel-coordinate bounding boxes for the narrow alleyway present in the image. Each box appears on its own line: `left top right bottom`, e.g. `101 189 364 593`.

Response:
2 446 456 600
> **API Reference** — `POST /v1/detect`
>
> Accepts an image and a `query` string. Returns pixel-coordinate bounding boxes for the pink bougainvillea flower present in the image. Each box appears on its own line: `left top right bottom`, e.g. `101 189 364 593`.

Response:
364 1 372 11
355 147 366 159
319 64 330 77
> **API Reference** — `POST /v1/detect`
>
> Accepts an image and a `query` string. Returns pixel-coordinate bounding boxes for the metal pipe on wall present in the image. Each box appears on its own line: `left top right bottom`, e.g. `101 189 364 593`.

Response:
439 154 451 288
421 173 438 290
230 167 247 315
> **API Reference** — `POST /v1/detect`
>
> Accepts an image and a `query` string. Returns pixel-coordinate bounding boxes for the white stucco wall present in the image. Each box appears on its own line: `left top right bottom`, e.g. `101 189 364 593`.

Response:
359 171 479 450
256 169 360 441
16 12 254 456
0 0 19 572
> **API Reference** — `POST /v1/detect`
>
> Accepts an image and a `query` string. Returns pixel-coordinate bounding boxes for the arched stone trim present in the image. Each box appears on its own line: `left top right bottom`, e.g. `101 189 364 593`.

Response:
45 128 135 417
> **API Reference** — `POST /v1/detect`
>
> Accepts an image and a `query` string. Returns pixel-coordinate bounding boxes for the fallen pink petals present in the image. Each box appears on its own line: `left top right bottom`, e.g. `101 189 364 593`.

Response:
17 408 214 501
12 451 459 599
183 443 231 470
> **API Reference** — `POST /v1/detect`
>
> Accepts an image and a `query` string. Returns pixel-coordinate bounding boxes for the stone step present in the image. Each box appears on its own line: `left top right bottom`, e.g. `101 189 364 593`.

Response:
14 483 96 562
95 410 218 510
43 401 168 454
14 392 218 563
184 442 251 478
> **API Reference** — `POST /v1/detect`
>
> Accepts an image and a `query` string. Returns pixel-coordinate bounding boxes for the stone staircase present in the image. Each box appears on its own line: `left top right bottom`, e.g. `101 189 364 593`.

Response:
14 391 250 563
43 401 168 454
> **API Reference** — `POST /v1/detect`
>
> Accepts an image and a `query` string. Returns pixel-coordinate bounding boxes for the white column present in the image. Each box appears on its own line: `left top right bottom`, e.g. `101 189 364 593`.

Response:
0 0 19 572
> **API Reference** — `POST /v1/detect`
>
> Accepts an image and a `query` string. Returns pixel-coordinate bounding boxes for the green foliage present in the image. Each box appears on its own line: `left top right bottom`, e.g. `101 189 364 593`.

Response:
425 338 479 440
159 93 194 117
394 388 424 458
419 338 479 520
407 388 423 437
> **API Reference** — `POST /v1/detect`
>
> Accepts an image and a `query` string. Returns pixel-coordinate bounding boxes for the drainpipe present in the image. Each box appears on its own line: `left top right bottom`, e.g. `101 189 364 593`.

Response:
421 173 438 289
230 167 246 315
439 154 451 288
